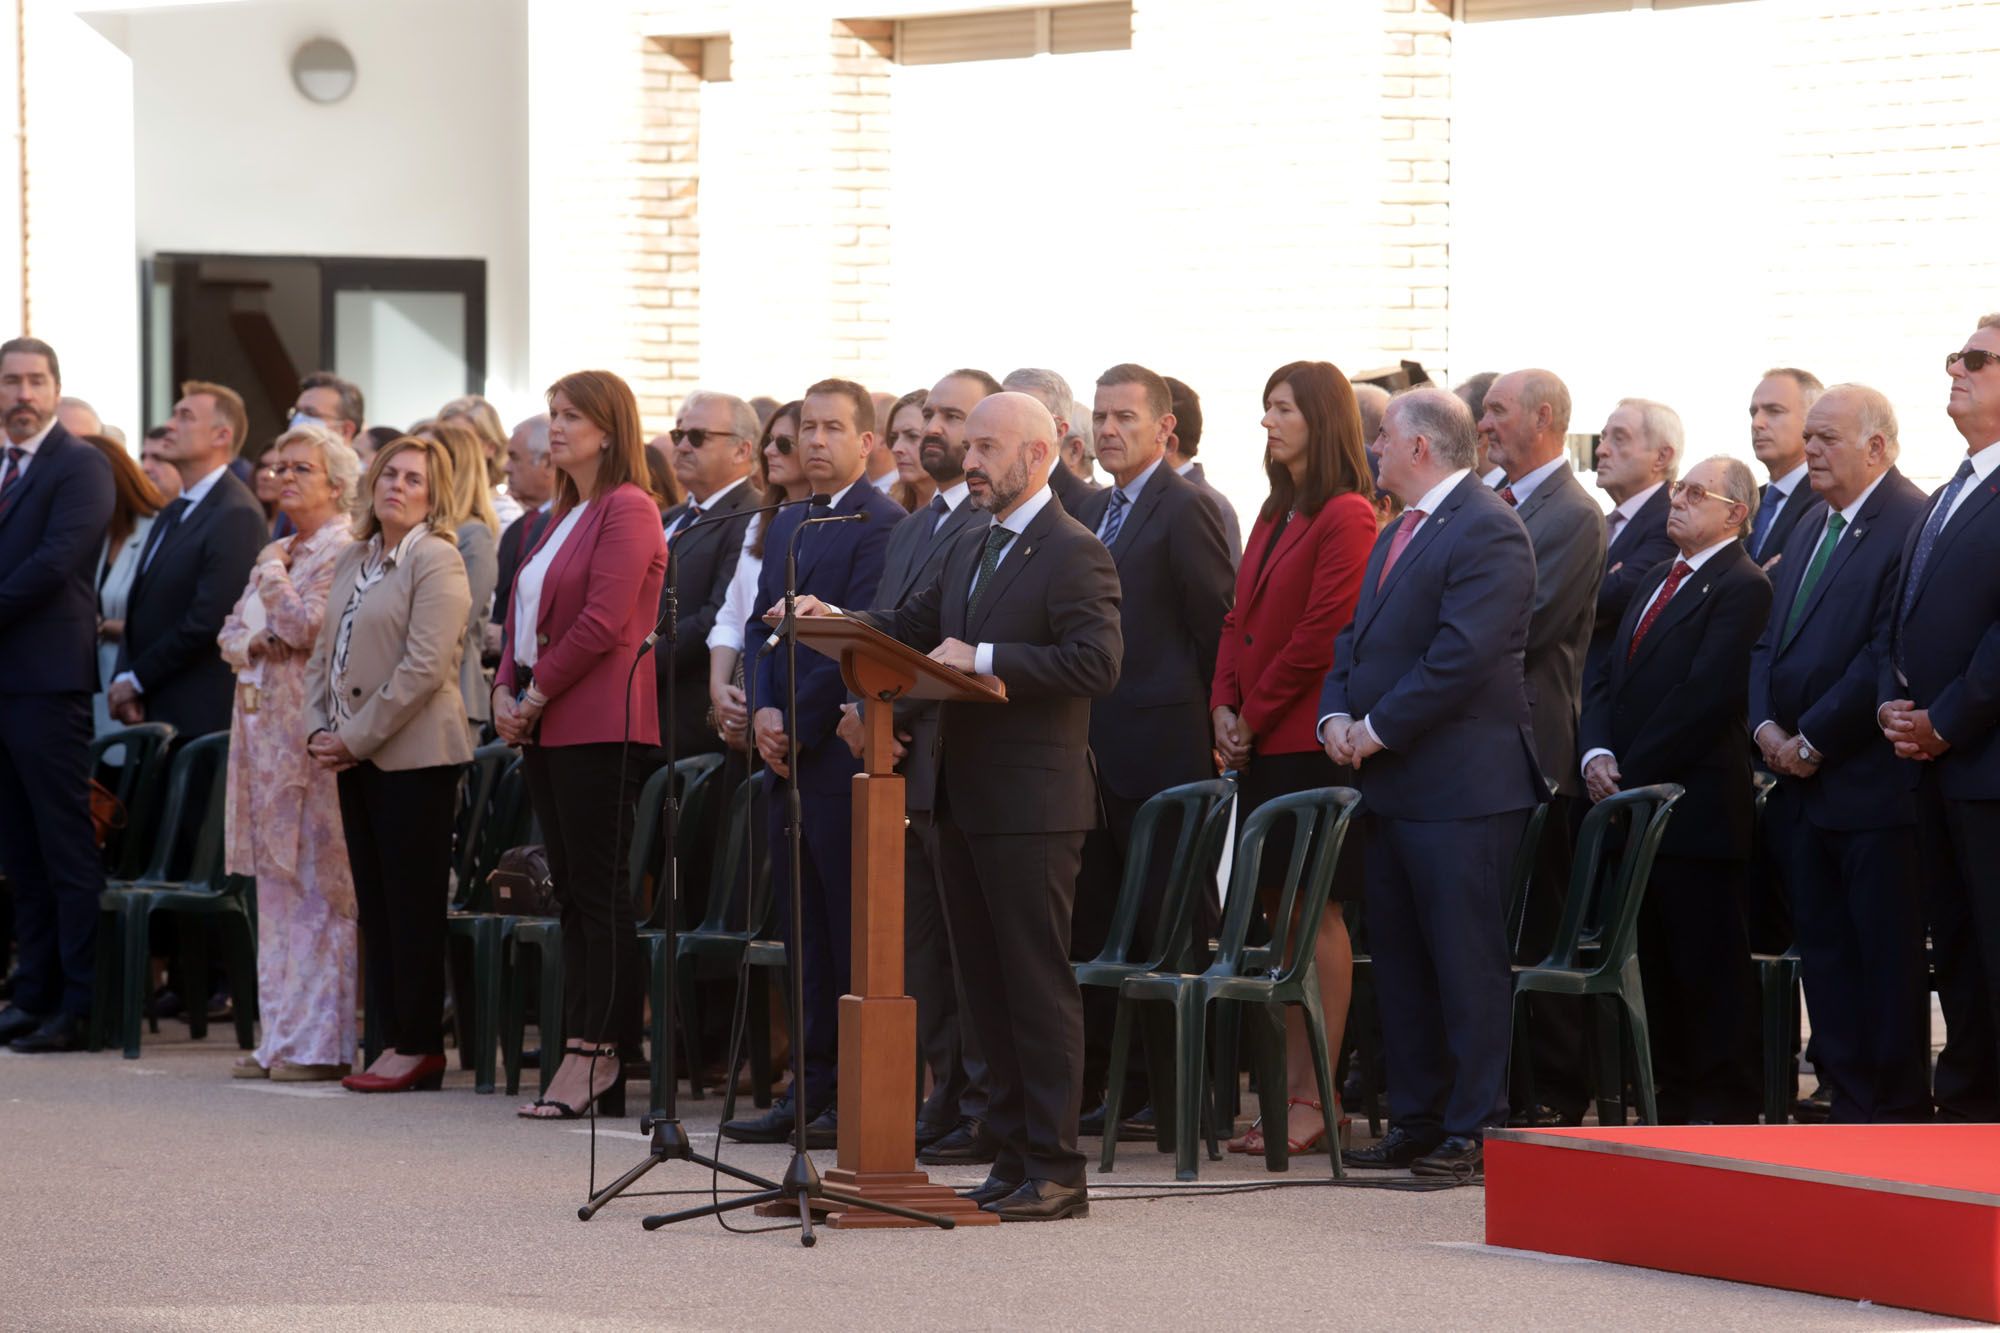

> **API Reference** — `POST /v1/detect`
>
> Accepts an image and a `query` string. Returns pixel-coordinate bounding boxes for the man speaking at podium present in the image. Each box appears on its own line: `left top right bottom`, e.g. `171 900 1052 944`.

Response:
792 392 1122 1221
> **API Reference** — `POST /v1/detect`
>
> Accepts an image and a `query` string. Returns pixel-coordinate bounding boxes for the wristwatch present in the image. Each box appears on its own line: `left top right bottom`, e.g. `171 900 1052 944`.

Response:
1797 739 1819 765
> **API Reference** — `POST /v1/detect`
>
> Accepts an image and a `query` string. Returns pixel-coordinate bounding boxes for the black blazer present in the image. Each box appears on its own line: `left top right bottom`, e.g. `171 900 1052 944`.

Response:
1750 468 1927 830
863 490 1121 836
1881 455 2000 800
118 466 267 738
869 493 987 812
491 506 552 628
1047 457 1099 513
1071 465 1234 801
655 480 760 755
0 423 115 694
1591 484 1677 677
1319 472 1543 821
1581 540 1772 860
1750 475 1817 565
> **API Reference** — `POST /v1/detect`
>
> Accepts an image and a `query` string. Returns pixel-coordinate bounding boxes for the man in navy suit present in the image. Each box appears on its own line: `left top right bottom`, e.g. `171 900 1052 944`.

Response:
1881 313 2000 1123
0 337 115 1053
1319 387 1543 1176
1583 455 1773 1124
1747 368 1824 567
1751 385 1929 1123
722 378 903 1147
1589 398 1682 680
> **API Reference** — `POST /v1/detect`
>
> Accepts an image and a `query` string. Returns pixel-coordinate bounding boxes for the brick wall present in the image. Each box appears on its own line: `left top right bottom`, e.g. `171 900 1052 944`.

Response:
1378 0 1454 369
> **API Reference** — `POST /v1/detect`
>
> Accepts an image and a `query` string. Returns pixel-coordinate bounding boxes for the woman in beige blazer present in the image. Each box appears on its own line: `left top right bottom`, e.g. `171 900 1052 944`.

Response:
304 433 472 1095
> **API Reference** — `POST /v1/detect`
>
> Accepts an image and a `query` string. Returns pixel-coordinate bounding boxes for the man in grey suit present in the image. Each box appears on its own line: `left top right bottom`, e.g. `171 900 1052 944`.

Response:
1480 368 1606 1126
839 367 998 1164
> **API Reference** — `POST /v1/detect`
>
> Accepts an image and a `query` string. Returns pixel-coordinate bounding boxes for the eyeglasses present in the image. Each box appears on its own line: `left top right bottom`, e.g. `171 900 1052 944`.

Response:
1668 480 1737 508
767 435 796 455
271 463 321 479
1947 349 2000 374
670 427 738 448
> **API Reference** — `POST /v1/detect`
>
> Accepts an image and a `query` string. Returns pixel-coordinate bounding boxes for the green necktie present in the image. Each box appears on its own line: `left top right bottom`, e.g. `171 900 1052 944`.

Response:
967 525 1016 619
1783 512 1847 641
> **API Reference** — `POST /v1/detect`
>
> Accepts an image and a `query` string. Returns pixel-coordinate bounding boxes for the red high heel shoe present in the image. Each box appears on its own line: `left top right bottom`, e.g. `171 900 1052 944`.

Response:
341 1053 447 1093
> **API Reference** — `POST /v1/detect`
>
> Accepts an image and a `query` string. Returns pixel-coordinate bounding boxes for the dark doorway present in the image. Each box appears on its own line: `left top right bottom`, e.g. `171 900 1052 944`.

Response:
143 253 486 451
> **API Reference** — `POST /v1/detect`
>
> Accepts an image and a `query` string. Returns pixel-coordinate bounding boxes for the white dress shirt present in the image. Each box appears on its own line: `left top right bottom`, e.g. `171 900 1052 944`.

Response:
1937 440 2000 530
0 417 56 482
1501 456 1568 507
1607 481 1665 545
666 473 750 543
708 513 765 653
1316 467 1472 749
932 478 971 532
970 484 1054 675
1481 465 1506 490
1095 454 1165 542
869 469 897 494
512 502 590 669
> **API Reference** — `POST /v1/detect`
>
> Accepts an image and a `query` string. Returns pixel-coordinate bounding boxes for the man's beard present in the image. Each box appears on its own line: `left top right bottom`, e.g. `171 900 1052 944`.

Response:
968 455 1029 513
921 434 966 485
5 405 45 444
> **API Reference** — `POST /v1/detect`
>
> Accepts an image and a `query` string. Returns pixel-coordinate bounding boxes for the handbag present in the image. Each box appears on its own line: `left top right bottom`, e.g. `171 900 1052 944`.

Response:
89 779 127 849
487 844 557 915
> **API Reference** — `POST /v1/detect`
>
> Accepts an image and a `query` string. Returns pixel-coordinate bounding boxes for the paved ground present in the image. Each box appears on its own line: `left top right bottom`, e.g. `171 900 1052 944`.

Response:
0 1028 1976 1332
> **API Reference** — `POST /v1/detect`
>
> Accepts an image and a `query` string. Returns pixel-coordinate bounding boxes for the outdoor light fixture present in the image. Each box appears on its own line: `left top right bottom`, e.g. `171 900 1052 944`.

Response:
291 37 357 105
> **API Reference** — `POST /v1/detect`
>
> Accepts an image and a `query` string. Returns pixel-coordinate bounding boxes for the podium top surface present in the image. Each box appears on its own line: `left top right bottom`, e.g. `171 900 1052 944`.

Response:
788 612 1006 704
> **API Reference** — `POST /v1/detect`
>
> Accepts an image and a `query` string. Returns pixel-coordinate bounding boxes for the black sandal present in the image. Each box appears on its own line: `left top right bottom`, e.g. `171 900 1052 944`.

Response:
516 1043 626 1119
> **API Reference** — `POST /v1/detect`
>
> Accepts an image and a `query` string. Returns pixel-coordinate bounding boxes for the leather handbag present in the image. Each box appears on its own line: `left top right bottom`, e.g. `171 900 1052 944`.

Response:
487 844 557 915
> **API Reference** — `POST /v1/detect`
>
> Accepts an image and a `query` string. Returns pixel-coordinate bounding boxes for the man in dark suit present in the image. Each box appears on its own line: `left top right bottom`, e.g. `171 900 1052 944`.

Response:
1478 369 1606 1126
828 390 1120 1220
1163 376 1243 565
488 414 554 657
1070 363 1234 1132
722 378 903 1148
1583 455 1774 1124
0 338 116 1053
1321 387 1543 1176
1879 314 2000 1123
1751 385 1929 1123
836 367 998 1164
1589 398 1682 680
1002 367 1100 512
107 380 266 741
657 391 761 758
1747 368 1825 567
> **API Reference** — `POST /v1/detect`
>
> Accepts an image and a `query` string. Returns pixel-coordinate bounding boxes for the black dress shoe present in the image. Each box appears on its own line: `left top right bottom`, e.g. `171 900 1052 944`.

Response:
1341 1125 1442 1170
915 1116 955 1149
920 1117 997 1165
1078 1101 1156 1142
1506 1102 1584 1129
988 1178 1089 1221
804 1105 837 1149
721 1098 802 1144
10 1012 87 1053
957 1174 1024 1207
1793 1087 1832 1124
1410 1135 1483 1179
0 1005 46 1044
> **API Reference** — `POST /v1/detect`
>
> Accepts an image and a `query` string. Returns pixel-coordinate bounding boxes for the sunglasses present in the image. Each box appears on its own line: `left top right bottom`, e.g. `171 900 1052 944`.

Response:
670 427 739 448
1947 349 2000 374
1668 480 1738 508
767 434 796 455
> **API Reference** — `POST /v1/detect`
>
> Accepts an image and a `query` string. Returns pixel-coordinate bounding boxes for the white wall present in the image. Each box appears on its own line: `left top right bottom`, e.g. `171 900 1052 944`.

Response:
111 0 531 422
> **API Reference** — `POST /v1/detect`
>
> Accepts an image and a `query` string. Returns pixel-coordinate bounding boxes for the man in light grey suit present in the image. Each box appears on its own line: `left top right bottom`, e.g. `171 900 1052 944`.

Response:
1479 368 1606 1126
838 367 998 1164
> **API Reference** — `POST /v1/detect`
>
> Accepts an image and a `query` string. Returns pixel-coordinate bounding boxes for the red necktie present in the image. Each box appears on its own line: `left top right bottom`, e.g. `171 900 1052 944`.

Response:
0 446 23 503
1376 508 1427 590
1626 560 1692 662
1498 486 1518 507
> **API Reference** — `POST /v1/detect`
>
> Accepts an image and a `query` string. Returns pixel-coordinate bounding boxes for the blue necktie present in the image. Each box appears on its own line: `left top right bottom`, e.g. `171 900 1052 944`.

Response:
140 497 190 574
1901 458 1977 624
1098 490 1131 548
1749 483 1779 557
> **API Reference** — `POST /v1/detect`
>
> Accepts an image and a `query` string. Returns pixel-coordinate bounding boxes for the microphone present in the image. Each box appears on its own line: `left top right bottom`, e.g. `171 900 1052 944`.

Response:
641 492 826 650
759 507 870 656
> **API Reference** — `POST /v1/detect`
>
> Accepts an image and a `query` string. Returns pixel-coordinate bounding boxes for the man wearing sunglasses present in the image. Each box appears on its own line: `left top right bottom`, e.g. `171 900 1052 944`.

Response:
1880 314 2000 1122
1582 455 1772 1124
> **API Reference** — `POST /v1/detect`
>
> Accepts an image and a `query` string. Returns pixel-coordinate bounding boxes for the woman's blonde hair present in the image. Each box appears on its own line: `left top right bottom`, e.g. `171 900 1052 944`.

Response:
420 417 501 535
353 434 464 542
438 393 508 486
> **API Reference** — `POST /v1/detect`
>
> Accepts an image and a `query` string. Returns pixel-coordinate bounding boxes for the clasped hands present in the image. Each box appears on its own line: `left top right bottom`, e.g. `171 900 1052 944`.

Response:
306 729 359 772
1879 700 1948 762
491 686 544 747
1319 716 1384 769
106 679 144 725
1754 722 1821 780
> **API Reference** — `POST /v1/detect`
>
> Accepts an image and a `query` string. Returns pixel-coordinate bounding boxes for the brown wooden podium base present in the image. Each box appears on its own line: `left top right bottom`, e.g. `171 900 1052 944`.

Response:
750 1169 1001 1227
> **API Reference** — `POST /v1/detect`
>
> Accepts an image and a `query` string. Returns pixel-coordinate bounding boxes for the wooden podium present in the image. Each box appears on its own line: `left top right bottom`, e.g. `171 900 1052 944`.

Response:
757 612 1005 1228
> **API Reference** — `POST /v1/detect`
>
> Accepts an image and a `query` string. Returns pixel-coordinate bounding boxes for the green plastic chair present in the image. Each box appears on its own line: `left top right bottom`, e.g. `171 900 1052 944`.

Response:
88 722 176 879
1075 777 1236 1155
451 743 516 910
656 775 775 1107
1509 783 1683 1127
92 733 255 1058
1105 786 1361 1182
444 753 535 1091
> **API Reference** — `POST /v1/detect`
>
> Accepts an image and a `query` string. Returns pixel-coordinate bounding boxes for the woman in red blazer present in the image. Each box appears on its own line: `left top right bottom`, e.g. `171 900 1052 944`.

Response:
1210 360 1377 1156
494 369 666 1119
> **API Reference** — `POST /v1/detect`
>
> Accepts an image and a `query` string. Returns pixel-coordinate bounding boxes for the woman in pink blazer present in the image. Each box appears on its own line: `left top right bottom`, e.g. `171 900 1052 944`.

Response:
494 369 666 1119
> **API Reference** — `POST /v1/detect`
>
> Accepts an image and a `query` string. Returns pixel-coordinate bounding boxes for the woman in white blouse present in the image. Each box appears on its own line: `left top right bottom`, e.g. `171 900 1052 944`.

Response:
707 401 806 751
83 434 166 737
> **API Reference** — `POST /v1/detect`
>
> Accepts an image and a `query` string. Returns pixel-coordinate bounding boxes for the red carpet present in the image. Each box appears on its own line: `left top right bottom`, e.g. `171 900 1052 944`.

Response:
1485 1124 2000 1322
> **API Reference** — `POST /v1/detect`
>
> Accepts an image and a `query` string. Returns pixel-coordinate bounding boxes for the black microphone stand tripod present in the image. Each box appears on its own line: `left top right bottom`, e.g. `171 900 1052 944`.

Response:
639 501 952 1242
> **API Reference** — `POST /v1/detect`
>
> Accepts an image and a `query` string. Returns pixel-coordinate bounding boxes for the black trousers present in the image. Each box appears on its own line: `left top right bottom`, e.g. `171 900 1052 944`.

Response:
521 743 643 1049
907 810 987 1124
1916 777 2000 1121
1639 854 1761 1124
0 692 102 1017
337 761 458 1056
1788 816 1929 1123
937 818 1087 1187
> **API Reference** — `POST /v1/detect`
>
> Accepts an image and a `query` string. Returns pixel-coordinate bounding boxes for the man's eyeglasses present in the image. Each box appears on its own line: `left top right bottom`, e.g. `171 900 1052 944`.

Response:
1668 480 1737 508
670 427 738 449
767 435 796 455
1947 349 2000 374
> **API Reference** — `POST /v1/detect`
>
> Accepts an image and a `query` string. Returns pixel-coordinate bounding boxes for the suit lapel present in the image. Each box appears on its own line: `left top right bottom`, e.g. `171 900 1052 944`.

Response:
1779 500 1867 653
539 502 602 630
899 498 980 603
136 475 234 594
1106 469 1170 563
1610 486 1667 564
967 499 1056 640
1908 470 2000 619
0 430 63 532
1356 475 1472 638
796 486 863 588
1627 543 1739 674
1248 506 1310 604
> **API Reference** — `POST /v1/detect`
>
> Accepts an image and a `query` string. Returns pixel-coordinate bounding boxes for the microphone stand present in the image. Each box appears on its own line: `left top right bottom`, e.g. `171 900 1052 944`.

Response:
642 499 952 1242
578 493 819 1223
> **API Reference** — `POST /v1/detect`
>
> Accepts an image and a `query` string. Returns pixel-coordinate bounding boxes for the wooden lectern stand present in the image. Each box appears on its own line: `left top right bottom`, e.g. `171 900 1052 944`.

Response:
757 612 1005 1228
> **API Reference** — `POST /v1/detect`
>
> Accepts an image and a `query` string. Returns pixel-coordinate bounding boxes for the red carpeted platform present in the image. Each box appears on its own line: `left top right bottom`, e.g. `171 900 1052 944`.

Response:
1485 1124 2000 1323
